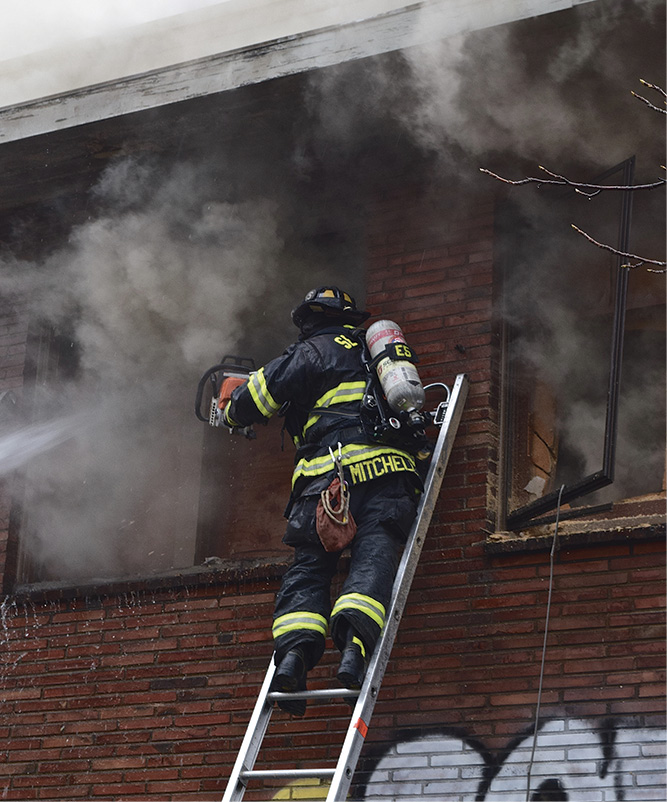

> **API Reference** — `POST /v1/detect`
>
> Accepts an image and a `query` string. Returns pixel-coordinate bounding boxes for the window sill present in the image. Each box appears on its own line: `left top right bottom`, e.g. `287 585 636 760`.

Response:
487 493 665 554
11 553 292 604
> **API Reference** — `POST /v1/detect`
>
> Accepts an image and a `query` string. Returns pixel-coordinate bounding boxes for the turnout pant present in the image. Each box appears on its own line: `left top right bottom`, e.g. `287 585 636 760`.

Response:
272 473 419 669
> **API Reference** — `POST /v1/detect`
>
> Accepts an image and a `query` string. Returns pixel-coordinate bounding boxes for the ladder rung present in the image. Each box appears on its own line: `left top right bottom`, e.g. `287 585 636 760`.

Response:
241 768 336 781
268 687 359 701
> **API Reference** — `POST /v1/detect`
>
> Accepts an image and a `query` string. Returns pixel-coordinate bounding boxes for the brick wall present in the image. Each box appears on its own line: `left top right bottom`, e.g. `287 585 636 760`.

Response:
0 579 278 799
0 185 664 800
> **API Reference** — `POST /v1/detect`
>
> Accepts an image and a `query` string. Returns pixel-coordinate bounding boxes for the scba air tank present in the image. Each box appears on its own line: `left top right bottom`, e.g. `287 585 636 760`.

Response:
366 320 425 415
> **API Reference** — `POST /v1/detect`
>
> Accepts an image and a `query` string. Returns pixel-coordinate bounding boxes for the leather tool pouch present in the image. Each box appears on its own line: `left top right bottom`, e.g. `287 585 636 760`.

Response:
316 477 357 552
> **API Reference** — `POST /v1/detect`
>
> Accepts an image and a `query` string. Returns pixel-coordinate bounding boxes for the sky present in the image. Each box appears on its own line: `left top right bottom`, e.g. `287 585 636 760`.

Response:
1 0 227 61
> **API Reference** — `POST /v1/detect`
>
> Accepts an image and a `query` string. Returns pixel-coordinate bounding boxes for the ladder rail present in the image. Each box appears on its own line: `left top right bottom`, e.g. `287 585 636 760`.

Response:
326 373 469 801
222 373 469 802
222 661 277 802
223 666 359 799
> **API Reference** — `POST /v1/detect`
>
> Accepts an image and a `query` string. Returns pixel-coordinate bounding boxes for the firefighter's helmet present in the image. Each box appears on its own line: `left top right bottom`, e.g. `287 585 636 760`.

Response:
291 286 369 329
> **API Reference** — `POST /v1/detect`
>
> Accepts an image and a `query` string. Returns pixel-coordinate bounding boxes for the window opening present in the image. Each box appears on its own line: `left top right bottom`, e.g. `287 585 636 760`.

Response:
501 156 665 530
12 319 204 585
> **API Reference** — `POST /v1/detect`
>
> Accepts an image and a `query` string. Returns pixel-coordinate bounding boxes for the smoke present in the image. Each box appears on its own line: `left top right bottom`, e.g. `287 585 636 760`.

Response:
59 164 283 374
411 0 667 507
1 152 361 581
302 0 664 180
300 0 665 506
1 125 373 581
497 172 666 505
405 0 665 170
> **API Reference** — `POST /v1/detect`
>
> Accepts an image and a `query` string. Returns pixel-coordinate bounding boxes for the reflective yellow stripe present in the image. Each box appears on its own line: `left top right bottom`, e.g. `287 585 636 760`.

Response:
352 636 366 658
272 611 328 640
314 382 366 409
303 381 366 433
331 593 386 630
292 444 416 488
222 405 239 427
248 368 280 419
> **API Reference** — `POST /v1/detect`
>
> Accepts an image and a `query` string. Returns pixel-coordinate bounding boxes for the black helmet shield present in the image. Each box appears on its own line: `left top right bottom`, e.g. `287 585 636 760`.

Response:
291 286 370 330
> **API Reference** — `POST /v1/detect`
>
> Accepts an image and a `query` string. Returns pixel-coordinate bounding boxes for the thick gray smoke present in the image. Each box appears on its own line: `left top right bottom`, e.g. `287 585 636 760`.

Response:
301 0 665 507
0 156 364 581
402 0 664 169
500 184 666 504
0 160 275 579
303 0 665 175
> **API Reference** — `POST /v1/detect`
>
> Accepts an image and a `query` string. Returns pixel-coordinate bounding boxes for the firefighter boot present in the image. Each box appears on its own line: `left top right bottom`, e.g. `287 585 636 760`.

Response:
336 633 367 690
271 648 307 717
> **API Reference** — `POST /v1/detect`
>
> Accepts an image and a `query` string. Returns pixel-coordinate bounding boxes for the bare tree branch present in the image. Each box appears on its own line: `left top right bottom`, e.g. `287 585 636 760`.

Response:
640 78 667 99
631 78 667 114
480 81 666 274
631 92 667 114
479 166 666 194
571 224 666 273
480 81 667 193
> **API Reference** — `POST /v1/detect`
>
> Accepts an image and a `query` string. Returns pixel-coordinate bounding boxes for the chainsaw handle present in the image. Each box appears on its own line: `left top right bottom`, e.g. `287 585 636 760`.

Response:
194 364 224 421
194 357 255 422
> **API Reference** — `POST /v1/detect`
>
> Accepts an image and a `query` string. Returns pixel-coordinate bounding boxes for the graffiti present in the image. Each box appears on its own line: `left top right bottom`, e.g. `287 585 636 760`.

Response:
265 719 665 800
356 719 666 801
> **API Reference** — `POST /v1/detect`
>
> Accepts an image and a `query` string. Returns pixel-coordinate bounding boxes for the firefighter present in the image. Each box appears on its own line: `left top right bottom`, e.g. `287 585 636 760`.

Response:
223 287 423 716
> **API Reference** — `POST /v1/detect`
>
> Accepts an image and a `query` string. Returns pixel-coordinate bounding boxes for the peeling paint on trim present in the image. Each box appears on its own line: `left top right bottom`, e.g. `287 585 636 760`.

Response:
0 0 597 144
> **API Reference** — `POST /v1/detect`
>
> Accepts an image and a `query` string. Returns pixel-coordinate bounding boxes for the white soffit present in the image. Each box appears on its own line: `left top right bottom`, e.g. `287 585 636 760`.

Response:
0 0 596 143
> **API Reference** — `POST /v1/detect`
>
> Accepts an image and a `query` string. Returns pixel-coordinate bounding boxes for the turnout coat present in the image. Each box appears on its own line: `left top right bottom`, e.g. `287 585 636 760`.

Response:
225 322 423 664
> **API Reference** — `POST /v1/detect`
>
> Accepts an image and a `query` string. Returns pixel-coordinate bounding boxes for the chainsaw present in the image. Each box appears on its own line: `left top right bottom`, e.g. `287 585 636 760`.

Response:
194 355 256 438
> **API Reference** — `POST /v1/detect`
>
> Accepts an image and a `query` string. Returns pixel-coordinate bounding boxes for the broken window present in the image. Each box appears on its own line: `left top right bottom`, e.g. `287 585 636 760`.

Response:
9 315 296 586
499 157 666 530
11 317 207 585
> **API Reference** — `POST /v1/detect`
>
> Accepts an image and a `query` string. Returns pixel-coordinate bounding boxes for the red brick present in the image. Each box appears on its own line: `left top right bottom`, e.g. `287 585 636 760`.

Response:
90 783 144 796
610 699 667 714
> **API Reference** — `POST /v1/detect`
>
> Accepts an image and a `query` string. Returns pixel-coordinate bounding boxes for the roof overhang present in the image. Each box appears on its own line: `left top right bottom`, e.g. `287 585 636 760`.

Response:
0 0 597 144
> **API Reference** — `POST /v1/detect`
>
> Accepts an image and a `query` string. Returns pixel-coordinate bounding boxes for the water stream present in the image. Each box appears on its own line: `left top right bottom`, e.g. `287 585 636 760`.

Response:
0 416 80 476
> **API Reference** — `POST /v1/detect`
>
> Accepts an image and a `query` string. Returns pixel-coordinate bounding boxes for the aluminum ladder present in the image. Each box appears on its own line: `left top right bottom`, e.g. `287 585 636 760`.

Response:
222 373 469 802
